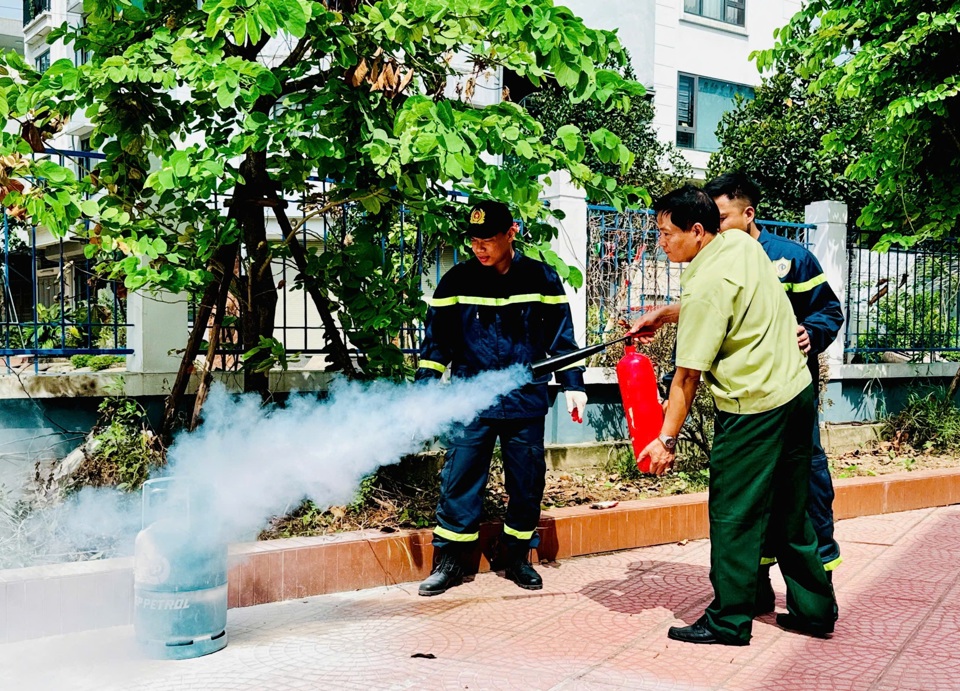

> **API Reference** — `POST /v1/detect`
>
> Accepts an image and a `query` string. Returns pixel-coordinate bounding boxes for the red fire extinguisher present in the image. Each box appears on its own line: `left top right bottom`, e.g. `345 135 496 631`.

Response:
617 345 664 473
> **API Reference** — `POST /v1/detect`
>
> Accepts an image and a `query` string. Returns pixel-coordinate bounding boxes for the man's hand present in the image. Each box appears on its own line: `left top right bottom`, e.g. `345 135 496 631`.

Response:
797 325 811 354
637 437 675 476
565 390 588 423
623 304 680 345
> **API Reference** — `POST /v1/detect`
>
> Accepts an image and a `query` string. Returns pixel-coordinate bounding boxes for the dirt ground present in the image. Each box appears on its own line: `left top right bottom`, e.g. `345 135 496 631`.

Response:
260 443 960 540
538 444 960 507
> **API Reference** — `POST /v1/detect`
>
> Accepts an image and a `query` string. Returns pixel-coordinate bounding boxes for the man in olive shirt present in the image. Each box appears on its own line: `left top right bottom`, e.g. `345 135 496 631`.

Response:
636 185 837 646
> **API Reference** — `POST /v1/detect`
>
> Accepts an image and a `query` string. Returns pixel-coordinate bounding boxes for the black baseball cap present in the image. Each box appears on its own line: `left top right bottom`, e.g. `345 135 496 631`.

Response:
464 200 514 239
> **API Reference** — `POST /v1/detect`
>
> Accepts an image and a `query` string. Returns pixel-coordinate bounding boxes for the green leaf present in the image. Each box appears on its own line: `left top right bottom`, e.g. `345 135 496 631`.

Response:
556 124 581 152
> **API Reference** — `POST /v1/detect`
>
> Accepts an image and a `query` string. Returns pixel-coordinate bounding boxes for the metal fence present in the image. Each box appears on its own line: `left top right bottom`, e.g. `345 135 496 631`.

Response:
844 231 960 362
191 183 463 370
585 204 817 348
32 153 939 378
2 149 131 374
586 205 673 348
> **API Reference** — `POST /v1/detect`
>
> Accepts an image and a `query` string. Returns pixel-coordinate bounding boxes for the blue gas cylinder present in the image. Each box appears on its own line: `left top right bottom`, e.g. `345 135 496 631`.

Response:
134 478 228 660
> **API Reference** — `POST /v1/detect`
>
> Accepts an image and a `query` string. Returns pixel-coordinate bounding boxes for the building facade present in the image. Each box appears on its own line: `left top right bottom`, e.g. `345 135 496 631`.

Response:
564 0 802 178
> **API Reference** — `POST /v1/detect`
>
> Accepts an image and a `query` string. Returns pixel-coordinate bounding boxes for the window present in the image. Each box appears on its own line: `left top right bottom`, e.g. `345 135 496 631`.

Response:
78 136 93 178
34 50 50 73
75 18 91 66
677 73 754 152
684 0 745 27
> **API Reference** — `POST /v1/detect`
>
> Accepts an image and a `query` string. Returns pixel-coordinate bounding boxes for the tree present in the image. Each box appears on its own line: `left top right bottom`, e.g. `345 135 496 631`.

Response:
519 54 692 200
0 0 646 436
755 1 960 248
708 72 874 223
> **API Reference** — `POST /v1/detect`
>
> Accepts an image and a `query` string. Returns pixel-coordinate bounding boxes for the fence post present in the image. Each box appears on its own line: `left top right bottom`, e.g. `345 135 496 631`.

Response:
541 171 589 347
804 200 848 366
126 289 188 373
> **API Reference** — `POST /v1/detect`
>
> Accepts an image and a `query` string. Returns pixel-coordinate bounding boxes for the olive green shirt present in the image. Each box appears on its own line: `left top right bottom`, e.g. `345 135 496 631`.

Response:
676 229 811 414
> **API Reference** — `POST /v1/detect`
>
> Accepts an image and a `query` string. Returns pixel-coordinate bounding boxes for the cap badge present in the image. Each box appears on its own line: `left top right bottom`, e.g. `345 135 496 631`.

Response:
470 209 486 225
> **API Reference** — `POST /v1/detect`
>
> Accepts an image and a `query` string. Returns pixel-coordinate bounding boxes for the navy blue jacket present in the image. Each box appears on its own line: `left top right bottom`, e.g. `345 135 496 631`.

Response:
757 230 844 359
415 251 586 419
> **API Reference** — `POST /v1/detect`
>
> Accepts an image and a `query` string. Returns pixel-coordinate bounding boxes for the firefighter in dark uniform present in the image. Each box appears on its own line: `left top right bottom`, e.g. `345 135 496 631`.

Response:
415 200 587 596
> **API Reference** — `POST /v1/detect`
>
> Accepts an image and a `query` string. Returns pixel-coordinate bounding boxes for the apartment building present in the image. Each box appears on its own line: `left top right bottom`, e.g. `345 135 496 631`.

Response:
565 0 802 177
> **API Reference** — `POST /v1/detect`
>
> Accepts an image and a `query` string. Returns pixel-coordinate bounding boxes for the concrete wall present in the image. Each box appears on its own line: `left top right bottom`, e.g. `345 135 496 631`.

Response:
561 0 656 87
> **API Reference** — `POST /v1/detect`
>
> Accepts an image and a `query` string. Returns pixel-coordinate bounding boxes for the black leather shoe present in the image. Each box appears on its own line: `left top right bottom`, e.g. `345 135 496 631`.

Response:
418 552 464 596
776 613 834 638
504 558 543 590
668 621 746 646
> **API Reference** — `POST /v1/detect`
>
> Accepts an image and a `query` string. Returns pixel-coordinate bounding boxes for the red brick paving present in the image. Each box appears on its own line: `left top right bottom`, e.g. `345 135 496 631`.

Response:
3 505 960 690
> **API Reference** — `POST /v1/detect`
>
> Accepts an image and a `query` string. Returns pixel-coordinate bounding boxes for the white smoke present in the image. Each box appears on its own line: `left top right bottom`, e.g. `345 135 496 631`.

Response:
169 366 529 541
0 366 529 565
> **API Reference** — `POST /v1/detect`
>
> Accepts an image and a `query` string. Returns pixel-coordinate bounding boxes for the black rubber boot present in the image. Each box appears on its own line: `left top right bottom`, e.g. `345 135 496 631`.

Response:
504 546 543 590
754 564 776 616
418 549 465 597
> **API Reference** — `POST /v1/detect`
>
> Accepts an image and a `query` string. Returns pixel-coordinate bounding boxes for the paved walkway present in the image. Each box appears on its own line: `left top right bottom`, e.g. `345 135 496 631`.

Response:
3 505 960 690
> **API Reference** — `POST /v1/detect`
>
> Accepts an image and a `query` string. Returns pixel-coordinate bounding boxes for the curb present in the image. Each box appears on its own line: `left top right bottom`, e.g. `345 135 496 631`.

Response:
3 468 960 643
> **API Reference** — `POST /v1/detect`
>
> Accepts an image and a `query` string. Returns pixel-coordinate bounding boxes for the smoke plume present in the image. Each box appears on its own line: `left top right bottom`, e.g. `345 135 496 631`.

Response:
0 366 529 566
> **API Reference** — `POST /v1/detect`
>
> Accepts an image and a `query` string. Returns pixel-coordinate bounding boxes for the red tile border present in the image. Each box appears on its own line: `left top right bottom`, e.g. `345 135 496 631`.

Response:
238 471 960 606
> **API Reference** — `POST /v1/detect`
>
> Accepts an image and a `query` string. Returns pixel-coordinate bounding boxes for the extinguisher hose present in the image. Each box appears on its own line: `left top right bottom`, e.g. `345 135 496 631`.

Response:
530 333 642 378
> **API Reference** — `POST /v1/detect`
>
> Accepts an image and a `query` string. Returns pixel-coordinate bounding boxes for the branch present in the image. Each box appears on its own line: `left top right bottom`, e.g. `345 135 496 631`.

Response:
279 69 331 98
278 36 312 70
271 198 362 378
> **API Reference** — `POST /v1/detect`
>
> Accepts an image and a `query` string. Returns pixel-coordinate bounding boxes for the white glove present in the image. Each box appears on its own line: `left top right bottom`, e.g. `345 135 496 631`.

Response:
565 390 588 423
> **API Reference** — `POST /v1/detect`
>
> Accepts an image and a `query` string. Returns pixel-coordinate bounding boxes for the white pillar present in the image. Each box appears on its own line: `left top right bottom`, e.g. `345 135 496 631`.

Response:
126 289 188 373
541 170 589 347
805 200 848 366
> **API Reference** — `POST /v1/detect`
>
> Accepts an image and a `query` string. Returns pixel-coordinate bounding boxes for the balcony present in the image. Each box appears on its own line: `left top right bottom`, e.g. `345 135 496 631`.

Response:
22 0 49 26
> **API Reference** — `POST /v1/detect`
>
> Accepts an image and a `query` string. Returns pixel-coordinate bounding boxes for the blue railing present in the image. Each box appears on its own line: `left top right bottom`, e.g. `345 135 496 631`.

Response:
844 230 960 362
2 148 132 374
585 204 817 349
755 219 814 249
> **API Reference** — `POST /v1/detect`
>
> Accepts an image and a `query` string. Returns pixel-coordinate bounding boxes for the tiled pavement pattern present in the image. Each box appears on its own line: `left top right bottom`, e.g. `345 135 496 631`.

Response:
3 505 960 691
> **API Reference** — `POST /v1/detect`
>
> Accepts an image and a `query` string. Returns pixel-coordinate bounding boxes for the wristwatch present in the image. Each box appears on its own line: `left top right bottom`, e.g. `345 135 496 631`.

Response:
658 434 677 452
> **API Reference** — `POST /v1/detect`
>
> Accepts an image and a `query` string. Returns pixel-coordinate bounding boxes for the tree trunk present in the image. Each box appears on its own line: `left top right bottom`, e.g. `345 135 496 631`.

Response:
237 151 278 398
948 365 960 402
190 247 239 430
160 240 239 444
271 201 360 377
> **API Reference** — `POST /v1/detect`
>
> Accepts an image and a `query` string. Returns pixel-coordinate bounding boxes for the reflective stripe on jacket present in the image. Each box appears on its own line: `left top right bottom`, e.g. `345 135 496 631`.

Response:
757 230 844 358
415 251 585 419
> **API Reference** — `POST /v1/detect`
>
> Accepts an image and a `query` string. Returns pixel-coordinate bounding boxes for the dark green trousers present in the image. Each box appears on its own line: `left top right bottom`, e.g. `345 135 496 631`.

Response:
702 384 837 644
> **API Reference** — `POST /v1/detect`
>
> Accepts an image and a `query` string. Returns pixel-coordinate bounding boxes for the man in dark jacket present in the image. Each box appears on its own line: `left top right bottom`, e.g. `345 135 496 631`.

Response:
415 200 587 596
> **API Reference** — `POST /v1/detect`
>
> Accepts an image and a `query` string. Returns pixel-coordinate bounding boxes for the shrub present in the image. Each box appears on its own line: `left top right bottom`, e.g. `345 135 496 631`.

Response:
72 397 165 492
885 387 960 452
